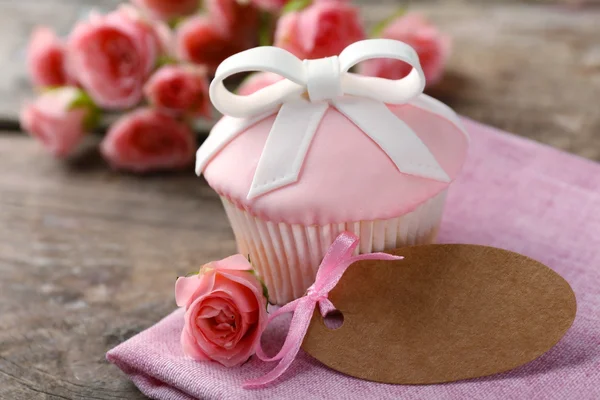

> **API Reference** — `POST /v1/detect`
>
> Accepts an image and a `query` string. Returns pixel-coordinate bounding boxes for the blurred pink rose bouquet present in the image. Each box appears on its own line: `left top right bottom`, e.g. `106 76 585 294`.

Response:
22 0 451 172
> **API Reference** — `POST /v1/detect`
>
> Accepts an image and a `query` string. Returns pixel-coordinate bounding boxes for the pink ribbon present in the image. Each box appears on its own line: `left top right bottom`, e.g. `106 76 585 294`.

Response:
244 231 403 388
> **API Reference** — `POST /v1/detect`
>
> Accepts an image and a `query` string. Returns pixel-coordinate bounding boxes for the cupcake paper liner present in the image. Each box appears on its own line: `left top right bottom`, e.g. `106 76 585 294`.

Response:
221 190 447 305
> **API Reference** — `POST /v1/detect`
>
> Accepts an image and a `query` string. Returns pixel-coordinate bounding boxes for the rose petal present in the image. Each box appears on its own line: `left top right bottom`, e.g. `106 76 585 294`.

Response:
213 254 253 271
188 298 239 355
175 276 201 307
175 271 216 308
211 277 260 313
181 326 211 361
212 322 259 367
217 269 265 305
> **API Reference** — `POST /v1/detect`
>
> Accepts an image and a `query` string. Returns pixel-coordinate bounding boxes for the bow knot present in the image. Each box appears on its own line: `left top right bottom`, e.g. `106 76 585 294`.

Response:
306 286 334 316
304 57 342 102
244 232 403 388
305 285 322 299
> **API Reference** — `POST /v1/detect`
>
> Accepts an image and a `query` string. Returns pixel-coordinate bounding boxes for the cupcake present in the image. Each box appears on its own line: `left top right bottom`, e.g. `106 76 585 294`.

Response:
196 40 469 304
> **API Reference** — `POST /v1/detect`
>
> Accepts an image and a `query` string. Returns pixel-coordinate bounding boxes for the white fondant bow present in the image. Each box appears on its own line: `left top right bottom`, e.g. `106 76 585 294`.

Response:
196 39 467 199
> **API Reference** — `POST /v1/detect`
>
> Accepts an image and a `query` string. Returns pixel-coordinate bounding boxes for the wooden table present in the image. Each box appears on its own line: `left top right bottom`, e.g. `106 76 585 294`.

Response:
1 1 599 399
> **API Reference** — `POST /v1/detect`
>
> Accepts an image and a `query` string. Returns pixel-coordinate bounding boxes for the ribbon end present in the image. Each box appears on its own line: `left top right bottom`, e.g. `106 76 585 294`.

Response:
424 166 451 183
401 164 451 183
247 175 298 200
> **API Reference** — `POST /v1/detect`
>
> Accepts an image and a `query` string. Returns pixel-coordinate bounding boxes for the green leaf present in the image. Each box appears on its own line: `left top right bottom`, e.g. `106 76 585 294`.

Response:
282 0 312 14
185 270 200 277
258 11 274 47
248 268 270 305
68 89 94 110
155 54 178 69
67 88 101 131
168 16 185 29
371 7 407 38
261 281 270 306
83 109 101 132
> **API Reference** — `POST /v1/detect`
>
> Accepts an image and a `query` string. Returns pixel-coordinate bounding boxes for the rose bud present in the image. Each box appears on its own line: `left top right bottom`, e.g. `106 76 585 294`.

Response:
358 13 451 87
175 16 243 74
20 87 99 158
274 0 365 60
27 26 72 88
175 255 269 367
131 0 200 21
100 108 196 172
67 7 161 109
205 0 259 43
144 65 211 118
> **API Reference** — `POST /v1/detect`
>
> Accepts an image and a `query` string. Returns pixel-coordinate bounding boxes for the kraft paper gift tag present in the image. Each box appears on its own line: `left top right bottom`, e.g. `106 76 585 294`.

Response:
302 244 576 384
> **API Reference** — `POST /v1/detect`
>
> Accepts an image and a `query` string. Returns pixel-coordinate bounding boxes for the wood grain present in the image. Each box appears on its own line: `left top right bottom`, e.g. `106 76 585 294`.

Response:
0 134 232 399
1 0 599 159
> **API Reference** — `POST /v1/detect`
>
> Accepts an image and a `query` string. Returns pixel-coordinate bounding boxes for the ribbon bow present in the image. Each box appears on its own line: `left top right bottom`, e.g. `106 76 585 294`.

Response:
243 232 403 388
196 39 468 199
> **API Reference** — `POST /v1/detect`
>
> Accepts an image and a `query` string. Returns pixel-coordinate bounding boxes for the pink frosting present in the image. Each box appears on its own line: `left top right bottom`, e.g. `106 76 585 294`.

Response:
203 103 469 225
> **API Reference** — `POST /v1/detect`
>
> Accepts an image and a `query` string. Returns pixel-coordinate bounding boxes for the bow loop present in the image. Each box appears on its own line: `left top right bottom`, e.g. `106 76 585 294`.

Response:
210 46 307 118
338 39 425 104
209 39 427 119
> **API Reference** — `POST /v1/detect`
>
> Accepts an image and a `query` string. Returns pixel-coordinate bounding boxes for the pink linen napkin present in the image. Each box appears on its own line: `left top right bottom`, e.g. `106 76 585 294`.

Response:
107 118 600 400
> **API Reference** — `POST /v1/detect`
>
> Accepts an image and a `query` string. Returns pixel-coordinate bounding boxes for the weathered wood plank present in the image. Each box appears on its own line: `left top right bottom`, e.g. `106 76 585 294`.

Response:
0 134 231 399
1 1 599 160
383 2 600 160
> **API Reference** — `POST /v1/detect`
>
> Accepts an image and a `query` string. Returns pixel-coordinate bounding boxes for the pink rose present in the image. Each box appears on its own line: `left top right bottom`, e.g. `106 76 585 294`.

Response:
27 26 71 88
20 87 96 157
68 7 161 109
237 72 283 96
100 108 195 172
175 255 268 367
131 0 199 21
119 4 175 56
175 16 249 74
358 13 451 86
144 65 211 118
205 0 259 42
274 1 365 60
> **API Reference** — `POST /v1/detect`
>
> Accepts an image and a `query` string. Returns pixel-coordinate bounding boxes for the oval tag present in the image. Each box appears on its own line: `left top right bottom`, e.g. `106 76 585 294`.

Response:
302 244 576 384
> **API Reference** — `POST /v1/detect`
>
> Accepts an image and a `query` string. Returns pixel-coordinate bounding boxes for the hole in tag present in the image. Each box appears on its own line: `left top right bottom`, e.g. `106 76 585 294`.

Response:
323 310 344 330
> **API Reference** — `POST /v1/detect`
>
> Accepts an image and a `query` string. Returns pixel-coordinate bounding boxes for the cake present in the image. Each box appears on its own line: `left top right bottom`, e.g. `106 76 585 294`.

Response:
196 39 469 304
